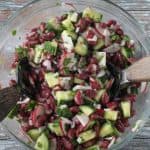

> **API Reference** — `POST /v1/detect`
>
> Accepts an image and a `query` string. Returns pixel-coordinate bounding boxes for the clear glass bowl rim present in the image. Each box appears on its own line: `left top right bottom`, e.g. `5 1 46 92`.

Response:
0 0 150 150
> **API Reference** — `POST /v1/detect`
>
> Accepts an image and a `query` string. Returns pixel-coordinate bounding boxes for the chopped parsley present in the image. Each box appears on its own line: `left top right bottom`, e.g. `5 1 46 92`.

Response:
12 29 17 36
44 41 57 55
63 58 71 66
16 46 28 59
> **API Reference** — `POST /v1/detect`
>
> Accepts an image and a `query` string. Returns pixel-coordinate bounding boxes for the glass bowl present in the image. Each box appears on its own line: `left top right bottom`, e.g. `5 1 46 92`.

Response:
0 0 150 149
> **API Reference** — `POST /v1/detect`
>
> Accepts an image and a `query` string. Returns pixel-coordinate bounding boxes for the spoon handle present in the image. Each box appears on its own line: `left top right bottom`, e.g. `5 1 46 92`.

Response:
126 56 150 82
0 86 20 121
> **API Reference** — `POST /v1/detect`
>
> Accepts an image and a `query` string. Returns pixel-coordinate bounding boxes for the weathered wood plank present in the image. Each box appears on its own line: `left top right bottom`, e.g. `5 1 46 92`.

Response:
0 0 150 150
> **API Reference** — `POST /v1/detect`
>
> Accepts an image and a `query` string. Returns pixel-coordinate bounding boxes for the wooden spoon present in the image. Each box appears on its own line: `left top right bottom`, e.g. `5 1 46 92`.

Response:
0 57 39 122
0 56 150 122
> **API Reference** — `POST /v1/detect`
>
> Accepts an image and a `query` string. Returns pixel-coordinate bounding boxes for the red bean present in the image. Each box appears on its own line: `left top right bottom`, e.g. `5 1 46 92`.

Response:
85 89 96 99
69 106 79 113
107 19 117 27
74 90 84 105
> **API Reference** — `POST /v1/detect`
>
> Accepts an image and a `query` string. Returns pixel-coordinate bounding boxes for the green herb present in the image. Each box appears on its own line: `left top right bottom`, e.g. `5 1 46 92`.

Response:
7 105 19 119
44 41 57 55
123 35 130 42
110 34 120 41
27 100 36 111
63 58 71 66
56 107 73 118
12 29 17 36
78 58 86 68
130 87 138 95
16 46 28 59
64 67 70 75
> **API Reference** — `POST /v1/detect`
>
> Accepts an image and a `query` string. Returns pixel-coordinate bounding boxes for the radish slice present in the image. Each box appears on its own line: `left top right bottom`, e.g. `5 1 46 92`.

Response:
76 114 89 127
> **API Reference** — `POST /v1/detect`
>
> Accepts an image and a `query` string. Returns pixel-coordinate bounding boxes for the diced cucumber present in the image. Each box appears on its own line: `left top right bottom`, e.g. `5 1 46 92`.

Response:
86 145 100 150
79 105 95 116
68 12 78 22
104 110 118 121
62 18 75 31
82 7 103 22
75 36 88 56
99 122 114 137
45 72 59 88
84 120 96 130
95 52 106 68
76 113 89 127
55 91 75 105
121 101 131 118
95 89 105 101
34 45 44 64
62 30 77 40
47 17 63 32
44 40 58 55
94 38 105 50
48 120 63 136
77 129 96 144
27 129 42 141
121 47 133 58
74 77 84 84
34 133 49 150
84 97 95 106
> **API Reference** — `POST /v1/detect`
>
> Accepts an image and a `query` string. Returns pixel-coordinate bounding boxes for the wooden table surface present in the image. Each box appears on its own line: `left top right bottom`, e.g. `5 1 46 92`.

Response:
0 0 150 150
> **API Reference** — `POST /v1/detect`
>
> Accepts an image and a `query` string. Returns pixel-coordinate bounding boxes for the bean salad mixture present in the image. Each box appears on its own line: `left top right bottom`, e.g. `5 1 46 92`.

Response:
9 7 141 150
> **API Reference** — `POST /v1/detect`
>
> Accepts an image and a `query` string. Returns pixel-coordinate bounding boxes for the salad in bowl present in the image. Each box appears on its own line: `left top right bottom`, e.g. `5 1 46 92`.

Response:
8 6 143 150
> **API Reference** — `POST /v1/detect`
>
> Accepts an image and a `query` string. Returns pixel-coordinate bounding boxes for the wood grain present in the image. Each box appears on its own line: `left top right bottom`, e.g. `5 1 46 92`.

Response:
127 56 150 81
0 0 150 150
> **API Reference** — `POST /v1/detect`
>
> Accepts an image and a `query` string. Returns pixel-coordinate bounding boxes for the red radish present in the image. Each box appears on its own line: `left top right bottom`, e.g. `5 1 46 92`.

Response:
107 19 117 27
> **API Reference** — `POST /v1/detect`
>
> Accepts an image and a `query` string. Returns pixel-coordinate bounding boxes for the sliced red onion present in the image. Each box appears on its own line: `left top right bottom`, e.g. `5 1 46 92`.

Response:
130 40 135 45
51 138 57 150
42 59 52 71
103 43 120 53
120 40 126 46
87 35 98 43
108 137 116 148
17 97 30 104
59 77 72 90
103 29 111 46
95 23 105 35
61 32 74 52
60 117 72 135
76 27 80 33
73 85 91 91
93 103 101 109
140 82 147 93
97 70 106 77
28 119 33 126
76 114 89 127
